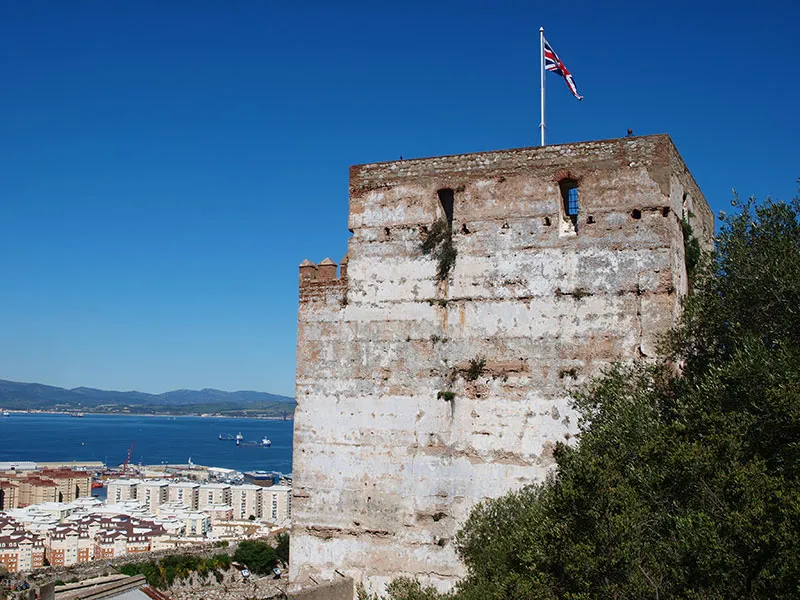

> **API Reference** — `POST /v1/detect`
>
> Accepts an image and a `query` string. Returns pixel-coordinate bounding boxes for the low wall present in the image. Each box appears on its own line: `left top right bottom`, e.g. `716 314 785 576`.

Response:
289 579 354 600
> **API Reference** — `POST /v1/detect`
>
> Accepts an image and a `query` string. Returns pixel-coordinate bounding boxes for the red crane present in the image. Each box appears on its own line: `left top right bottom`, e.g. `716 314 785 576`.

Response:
122 442 135 475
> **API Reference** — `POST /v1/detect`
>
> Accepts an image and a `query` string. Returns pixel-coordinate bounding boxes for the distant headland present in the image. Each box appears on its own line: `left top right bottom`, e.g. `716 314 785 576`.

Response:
0 379 295 418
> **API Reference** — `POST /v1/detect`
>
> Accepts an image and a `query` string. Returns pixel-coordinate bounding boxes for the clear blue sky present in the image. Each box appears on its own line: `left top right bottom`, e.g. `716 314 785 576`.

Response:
1 0 797 397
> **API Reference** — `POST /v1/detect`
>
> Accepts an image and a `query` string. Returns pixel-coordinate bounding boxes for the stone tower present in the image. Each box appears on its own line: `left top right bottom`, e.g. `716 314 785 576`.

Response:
291 135 713 595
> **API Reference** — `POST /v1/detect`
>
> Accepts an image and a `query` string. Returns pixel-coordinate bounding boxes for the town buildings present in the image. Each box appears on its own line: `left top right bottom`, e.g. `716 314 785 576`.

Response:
0 516 45 572
291 135 714 593
0 476 291 573
0 468 91 509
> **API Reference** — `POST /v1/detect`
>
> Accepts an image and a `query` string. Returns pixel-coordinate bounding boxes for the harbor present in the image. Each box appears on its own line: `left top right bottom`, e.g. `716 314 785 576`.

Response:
0 413 292 476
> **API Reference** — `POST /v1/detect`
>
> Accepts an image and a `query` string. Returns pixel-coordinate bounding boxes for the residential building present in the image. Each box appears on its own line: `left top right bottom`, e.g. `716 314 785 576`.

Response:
0 469 91 508
45 526 92 566
0 481 19 511
261 485 291 523
168 482 199 510
0 532 45 573
181 512 210 537
198 483 230 509
37 469 91 502
107 479 140 503
136 480 169 512
230 484 261 520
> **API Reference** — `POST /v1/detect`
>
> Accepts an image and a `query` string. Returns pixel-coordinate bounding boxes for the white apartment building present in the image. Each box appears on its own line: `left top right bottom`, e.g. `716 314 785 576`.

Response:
261 485 292 523
230 484 261 520
106 479 140 503
137 480 169 512
181 512 211 537
168 482 199 511
203 504 233 521
198 483 230 509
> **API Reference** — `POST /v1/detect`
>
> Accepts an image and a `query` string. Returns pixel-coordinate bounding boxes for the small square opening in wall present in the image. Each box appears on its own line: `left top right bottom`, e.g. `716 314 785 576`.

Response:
631 209 642 220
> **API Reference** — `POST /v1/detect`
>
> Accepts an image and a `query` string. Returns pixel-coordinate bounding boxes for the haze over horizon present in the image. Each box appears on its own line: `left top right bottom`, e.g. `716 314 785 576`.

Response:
0 377 292 397
1 1 798 398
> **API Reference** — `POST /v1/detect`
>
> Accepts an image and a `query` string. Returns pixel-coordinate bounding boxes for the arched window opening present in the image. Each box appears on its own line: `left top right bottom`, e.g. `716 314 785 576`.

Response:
559 179 579 232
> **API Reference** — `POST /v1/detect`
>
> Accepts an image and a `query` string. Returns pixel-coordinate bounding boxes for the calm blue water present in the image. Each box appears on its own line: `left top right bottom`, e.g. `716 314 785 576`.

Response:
0 414 293 474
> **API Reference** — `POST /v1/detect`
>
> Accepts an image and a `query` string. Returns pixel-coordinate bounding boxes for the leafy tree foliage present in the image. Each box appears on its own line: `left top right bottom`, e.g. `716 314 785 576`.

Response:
445 193 800 599
233 539 278 574
275 532 290 564
119 552 231 589
359 577 453 600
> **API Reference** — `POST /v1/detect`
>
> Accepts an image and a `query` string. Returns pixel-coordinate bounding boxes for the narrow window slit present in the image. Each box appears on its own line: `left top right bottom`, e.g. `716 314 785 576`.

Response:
437 188 455 229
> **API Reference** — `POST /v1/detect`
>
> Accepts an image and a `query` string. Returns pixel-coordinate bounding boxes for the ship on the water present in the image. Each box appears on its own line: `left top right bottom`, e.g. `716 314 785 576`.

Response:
219 432 270 447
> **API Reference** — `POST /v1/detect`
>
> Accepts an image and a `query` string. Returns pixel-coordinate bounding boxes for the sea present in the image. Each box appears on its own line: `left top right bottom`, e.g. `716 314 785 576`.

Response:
0 413 293 475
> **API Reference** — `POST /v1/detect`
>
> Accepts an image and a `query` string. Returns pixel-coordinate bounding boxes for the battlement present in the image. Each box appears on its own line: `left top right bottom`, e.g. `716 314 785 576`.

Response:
298 256 348 304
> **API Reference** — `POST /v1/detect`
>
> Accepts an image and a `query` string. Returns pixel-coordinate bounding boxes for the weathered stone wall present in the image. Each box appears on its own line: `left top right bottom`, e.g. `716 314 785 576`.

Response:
291 135 713 596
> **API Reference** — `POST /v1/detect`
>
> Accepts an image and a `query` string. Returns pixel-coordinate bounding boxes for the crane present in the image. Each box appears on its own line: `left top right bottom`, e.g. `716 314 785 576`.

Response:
122 442 135 475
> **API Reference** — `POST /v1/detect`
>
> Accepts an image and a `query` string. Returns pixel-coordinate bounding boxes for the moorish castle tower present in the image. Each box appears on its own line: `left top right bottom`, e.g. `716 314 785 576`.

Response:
291 135 713 597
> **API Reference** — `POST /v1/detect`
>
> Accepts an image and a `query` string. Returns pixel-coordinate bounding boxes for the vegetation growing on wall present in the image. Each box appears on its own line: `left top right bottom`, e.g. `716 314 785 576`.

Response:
464 357 486 382
421 219 457 281
681 210 701 284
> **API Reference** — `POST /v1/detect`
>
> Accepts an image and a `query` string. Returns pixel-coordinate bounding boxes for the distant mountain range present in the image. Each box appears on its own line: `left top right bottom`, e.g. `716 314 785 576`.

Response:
0 379 295 417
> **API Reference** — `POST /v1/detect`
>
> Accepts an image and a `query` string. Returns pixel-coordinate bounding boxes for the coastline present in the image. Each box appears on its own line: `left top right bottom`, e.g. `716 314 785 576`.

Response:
1 410 293 420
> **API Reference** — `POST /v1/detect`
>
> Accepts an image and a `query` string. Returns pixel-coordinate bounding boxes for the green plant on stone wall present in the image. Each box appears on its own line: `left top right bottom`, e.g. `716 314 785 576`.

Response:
681 211 701 285
421 219 457 281
465 357 487 382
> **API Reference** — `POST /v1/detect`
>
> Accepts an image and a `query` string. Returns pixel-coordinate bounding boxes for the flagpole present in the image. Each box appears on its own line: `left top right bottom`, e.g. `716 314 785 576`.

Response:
539 26 545 146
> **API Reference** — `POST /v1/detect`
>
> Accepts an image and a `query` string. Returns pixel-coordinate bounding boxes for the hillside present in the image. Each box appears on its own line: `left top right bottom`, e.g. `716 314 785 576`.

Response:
0 379 295 417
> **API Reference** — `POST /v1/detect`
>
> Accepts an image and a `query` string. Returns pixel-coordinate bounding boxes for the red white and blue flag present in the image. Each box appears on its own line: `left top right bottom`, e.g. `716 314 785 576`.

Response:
544 38 583 100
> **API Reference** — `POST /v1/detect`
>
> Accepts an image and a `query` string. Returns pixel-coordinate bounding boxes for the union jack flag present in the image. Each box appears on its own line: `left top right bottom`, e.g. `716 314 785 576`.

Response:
544 38 583 101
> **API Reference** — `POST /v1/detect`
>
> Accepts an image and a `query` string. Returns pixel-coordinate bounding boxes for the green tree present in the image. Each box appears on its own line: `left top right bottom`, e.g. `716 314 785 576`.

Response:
233 540 278 575
358 577 453 600
450 192 800 599
275 532 290 564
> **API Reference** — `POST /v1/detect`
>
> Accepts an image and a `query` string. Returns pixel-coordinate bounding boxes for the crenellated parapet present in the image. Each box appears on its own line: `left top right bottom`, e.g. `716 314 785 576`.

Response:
298 255 348 304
